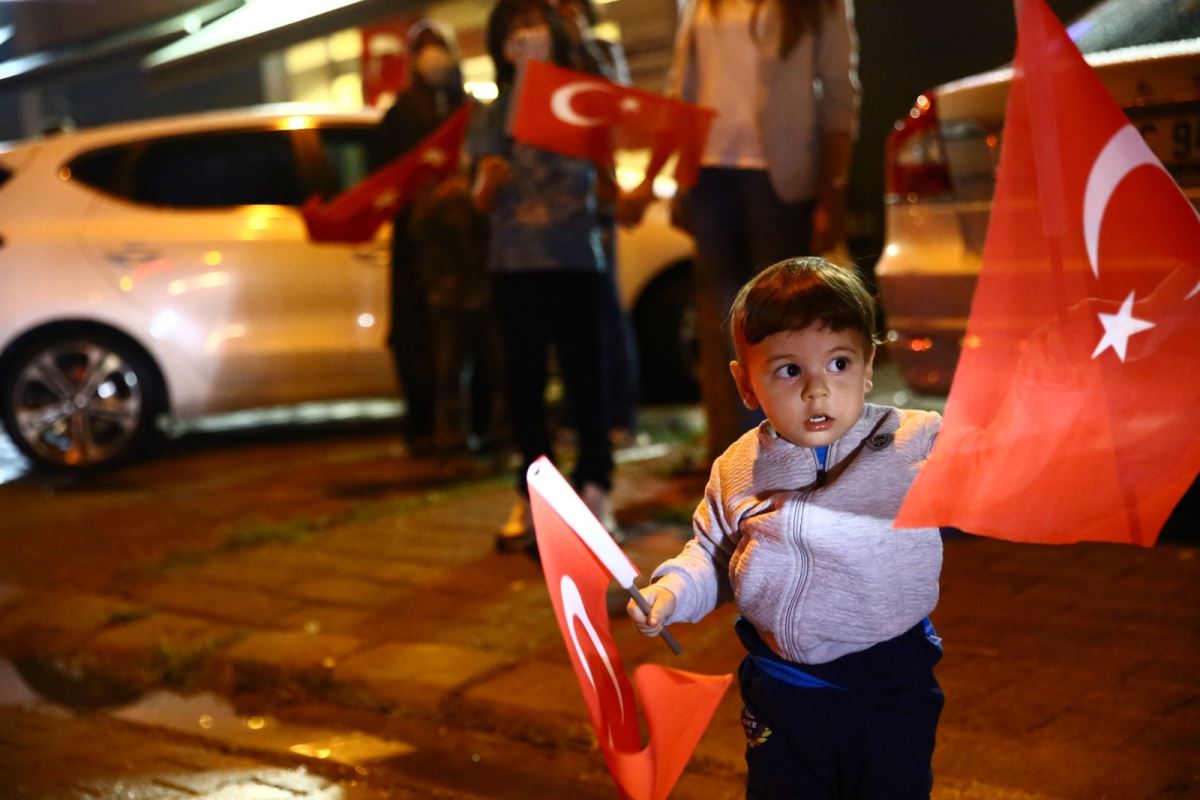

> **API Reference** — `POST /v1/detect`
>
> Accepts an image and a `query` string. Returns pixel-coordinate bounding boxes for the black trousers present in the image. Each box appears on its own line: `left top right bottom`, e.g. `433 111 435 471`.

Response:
389 227 435 446
738 632 943 799
686 167 815 459
492 270 613 494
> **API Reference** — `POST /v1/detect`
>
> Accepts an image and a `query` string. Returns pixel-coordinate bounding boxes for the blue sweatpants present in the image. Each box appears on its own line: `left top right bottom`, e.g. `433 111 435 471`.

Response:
737 622 944 799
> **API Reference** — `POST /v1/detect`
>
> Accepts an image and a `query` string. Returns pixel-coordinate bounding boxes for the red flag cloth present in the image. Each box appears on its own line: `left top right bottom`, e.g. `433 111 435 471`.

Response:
300 103 471 243
508 60 715 188
894 0 1200 546
528 458 731 800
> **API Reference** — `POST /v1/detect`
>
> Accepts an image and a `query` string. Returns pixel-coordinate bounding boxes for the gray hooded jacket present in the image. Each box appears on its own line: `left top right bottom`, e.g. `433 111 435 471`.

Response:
652 404 942 665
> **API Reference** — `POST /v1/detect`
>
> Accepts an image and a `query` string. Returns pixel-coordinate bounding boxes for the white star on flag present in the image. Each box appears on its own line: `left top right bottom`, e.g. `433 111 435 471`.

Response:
1091 291 1155 362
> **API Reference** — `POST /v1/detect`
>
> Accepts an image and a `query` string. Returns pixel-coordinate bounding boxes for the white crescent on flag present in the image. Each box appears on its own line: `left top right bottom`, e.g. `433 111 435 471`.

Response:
560 575 629 735
550 81 616 127
1083 124 1165 280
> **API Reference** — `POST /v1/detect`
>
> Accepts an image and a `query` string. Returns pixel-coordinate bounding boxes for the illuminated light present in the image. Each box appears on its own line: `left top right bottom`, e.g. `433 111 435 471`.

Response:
963 334 982 349
909 337 934 352
886 330 899 343
304 620 321 634
465 81 499 102
909 108 920 119
884 244 900 258
203 251 223 266
322 657 337 669
593 21 622 39
986 134 999 148
357 313 375 328
916 94 931 112
198 714 214 729
119 276 134 292
652 174 678 199
246 716 266 730
58 167 72 181
281 115 311 130
168 271 229 296
893 120 905 131
203 323 246 354
150 310 180 339
97 382 116 400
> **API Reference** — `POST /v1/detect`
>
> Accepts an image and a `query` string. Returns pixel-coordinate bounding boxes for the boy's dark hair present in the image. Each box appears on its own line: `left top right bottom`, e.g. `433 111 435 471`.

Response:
729 257 880 361
486 0 574 86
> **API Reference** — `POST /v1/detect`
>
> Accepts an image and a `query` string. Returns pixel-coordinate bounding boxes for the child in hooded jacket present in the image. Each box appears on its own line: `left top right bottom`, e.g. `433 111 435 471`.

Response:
629 257 944 799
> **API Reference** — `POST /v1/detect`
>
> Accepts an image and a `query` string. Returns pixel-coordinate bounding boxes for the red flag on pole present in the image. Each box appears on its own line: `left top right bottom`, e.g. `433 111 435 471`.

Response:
527 458 731 800
894 0 1200 546
508 60 715 188
300 103 471 243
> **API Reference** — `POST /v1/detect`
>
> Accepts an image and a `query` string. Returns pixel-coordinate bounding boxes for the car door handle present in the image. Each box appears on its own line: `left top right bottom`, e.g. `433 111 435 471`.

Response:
105 245 163 268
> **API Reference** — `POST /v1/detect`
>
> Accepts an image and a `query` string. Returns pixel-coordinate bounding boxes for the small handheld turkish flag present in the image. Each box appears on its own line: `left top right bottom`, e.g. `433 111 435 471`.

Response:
301 104 471 243
895 0 1200 545
508 60 715 188
528 458 731 800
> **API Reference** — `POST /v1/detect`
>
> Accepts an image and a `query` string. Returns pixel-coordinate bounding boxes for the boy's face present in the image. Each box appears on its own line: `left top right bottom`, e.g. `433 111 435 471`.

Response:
730 323 874 448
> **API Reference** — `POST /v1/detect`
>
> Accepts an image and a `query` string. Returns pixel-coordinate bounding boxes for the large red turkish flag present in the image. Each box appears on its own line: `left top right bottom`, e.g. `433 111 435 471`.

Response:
508 60 715 188
894 0 1200 546
528 458 731 800
301 104 471 243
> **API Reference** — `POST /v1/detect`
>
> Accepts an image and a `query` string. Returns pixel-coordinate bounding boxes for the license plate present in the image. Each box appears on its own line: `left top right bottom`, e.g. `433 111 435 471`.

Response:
1135 112 1200 175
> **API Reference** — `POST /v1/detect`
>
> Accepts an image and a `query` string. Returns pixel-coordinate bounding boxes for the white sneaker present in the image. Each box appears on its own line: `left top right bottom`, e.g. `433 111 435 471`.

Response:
496 498 534 552
581 483 623 542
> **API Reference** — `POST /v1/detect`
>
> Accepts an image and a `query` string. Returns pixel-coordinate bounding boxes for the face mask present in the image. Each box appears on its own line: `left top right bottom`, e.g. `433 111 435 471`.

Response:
415 45 456 88
504 26 552 67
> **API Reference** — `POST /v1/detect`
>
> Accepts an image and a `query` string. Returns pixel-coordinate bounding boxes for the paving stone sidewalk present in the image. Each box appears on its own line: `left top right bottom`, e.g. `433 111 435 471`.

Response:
1 447 1197 798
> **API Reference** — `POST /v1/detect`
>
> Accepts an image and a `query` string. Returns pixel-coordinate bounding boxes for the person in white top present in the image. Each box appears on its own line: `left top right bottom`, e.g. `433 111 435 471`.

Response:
622 0 860 462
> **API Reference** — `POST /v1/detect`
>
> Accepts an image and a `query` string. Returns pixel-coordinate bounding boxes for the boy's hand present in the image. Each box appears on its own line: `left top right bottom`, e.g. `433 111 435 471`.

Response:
627 583 676 637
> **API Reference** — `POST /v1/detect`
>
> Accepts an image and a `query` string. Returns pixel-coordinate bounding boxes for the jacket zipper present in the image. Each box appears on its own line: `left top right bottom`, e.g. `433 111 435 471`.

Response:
780 444 833 657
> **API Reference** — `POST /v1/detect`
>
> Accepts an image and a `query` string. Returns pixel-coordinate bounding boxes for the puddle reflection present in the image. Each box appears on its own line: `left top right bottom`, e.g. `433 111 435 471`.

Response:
1 658 415 768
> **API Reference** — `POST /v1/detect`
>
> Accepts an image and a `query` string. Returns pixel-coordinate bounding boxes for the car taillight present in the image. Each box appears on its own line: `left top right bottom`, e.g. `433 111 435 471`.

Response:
886 93 951 199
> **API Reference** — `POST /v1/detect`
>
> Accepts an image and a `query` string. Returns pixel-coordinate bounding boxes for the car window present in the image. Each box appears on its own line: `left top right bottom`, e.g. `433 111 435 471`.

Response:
1069 0 1200 53
131 130 304 208
316 127 374 196
67 145 134 196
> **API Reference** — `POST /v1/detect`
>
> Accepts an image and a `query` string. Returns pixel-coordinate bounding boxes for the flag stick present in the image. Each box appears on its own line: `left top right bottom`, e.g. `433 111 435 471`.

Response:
626 584 682 655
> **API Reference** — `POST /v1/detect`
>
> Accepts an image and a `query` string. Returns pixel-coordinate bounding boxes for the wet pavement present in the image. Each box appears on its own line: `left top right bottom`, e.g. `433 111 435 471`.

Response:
0 364 1196 799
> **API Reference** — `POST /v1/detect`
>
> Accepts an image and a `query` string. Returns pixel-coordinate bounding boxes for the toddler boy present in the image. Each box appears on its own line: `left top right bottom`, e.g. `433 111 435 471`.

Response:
628 257 945 799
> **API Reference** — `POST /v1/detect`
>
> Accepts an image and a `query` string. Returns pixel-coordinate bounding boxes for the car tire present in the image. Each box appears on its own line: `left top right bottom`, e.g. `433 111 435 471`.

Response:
633 263 700 404
0 329 165 472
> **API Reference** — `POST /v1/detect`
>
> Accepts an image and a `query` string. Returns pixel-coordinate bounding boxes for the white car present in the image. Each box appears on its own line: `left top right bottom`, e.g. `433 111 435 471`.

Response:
875 0 1200 393
0 105 696 471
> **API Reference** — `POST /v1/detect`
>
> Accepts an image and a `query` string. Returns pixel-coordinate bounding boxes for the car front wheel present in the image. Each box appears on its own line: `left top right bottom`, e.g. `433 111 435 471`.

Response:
0 331 164 471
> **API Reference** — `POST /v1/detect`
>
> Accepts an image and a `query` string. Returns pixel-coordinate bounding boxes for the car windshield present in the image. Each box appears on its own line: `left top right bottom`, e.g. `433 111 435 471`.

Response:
1068 0 1200 53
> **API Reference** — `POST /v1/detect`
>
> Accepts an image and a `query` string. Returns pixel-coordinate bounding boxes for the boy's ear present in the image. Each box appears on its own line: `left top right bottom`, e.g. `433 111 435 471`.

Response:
729 360 760 410
864 344 876 393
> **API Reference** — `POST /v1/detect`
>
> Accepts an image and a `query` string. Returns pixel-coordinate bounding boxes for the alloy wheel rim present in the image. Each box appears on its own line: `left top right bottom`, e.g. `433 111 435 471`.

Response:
11 341 143 466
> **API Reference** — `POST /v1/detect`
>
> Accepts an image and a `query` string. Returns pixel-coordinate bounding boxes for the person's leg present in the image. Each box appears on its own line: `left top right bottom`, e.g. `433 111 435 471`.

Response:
852 683 943 800
463 308 496 452
599 221 640 434
429 306 466 453
547 271 614 494
738 658 837 800
687 168 764 460
389 230 435 452
493 273 554 495
743 171 817 269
